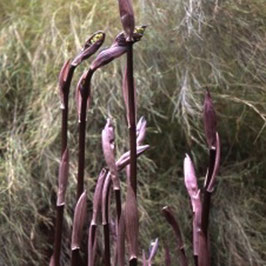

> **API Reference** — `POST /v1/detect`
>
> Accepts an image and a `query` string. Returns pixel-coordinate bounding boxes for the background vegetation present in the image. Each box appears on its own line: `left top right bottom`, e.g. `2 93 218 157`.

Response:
0 0 265 265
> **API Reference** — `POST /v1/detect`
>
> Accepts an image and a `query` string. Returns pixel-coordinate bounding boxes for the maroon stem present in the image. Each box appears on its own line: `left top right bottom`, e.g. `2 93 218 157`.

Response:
130 258 138 266
127 42 137 195
61 66 74 155
71 249 81 266
115 189 122 222
201 148 216 237
52 65 75 266
103 224 111 266
76 70 93 200
52 206 64 266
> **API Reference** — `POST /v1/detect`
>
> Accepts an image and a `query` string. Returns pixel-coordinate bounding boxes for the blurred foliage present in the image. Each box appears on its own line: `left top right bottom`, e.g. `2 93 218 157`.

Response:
0 0 265 265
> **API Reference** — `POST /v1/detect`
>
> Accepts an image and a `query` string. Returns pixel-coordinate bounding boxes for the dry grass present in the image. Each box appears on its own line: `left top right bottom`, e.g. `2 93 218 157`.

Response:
0 0 265 265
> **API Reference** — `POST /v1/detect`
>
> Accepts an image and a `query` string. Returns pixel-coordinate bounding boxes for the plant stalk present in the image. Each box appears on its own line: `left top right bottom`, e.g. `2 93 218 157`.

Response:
52 65 74 266
77 70 93 200
201 148 216 236
127 42 137 195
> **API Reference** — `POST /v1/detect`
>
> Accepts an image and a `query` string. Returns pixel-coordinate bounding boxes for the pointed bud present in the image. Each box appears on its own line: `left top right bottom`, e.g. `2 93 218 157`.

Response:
147 238 159 265
71 191 87 250
102 119 119 189
117 0 135 41
56 148 69 206
72 31 105 67
136 116 147 146
203 90 217 149
183 154 199 212
58 59 71 109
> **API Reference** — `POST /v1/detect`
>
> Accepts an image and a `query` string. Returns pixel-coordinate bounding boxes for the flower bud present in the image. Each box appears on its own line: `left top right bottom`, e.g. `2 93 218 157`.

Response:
71 31 105 67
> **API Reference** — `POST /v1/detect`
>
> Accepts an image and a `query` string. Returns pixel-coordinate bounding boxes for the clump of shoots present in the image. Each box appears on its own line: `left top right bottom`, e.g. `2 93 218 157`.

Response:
51 31 105 266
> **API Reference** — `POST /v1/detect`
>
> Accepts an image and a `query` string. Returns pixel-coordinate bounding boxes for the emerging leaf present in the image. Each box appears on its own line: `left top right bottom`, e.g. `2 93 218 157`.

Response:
71 191 87 250
102 119 119 189
147 238 159 265
184 154 199 212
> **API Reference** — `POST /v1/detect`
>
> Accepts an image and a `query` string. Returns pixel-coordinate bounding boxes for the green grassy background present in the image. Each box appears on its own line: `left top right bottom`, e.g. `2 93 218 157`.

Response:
0 0 266 265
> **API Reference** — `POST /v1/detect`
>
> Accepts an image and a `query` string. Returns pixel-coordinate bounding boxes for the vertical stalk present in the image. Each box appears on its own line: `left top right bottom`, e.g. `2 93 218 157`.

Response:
201 148 216 236
127 42 137 195
52 65 74 266
76 70 93 200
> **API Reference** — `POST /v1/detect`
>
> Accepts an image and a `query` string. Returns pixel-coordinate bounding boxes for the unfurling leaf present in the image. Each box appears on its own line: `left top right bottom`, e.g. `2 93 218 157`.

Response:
72 31 105 67
56 148 69 206
102 119 119 189
183 154 198 212
71 191 87 250
203 90 217 149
